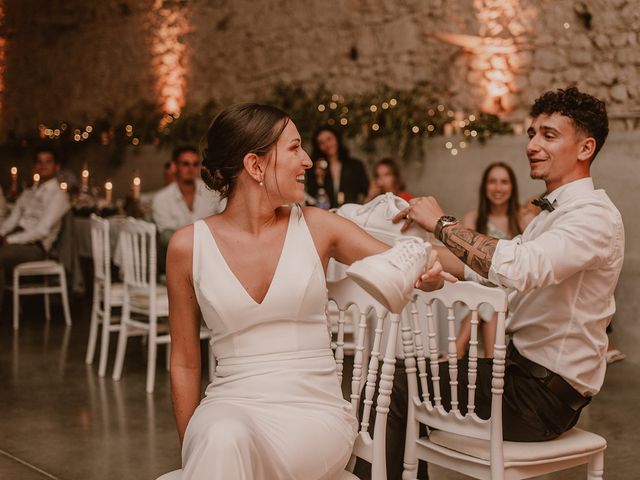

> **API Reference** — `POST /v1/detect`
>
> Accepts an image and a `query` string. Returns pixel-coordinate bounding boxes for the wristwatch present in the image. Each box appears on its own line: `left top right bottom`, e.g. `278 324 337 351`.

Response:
435 215 459 242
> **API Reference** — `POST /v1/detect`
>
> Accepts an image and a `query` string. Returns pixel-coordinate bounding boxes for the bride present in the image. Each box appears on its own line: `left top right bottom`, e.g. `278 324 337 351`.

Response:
166 103 447 479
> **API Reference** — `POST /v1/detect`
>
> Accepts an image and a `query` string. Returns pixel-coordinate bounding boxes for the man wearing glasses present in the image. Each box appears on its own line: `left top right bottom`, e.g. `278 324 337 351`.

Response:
153 146 226 272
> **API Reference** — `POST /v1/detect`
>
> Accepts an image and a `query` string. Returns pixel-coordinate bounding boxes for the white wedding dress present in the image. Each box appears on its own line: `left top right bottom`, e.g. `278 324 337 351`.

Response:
182 205 357 479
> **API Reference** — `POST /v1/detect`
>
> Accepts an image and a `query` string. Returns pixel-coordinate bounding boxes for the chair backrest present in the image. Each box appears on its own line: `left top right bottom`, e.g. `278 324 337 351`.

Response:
402 281 508 463
327 277 400 480
119 218 158 290
89 214 111 284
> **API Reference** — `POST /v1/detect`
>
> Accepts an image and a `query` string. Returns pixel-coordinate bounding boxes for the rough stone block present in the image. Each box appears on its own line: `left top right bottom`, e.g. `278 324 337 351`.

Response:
569 50 593 65
530 70 554 89
535 48 567 71
593 34 611 49
508 75 529 93
611 84 629 102
508 50 533 72
616 47 640 64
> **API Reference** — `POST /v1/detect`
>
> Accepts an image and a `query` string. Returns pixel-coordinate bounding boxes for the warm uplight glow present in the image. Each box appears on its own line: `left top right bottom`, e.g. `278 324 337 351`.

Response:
151 0 189 118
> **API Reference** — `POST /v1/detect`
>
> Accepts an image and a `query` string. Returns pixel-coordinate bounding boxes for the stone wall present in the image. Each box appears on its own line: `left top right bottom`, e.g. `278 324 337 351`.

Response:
2 0 640 136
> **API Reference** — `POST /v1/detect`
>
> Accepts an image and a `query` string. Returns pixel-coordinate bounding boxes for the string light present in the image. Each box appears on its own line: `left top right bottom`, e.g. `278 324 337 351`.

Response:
389 98 397 106
340 118 348 126
317 104 326 112
445 142 453 149
329 102 337 110
382 102 389 109
371 123 380 131
411 126 419 133
563 22 570 29
370 105 378 113
451 148 458 156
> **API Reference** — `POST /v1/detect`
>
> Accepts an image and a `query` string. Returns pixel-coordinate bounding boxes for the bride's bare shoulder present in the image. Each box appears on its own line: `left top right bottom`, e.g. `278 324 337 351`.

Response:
168 224 195 258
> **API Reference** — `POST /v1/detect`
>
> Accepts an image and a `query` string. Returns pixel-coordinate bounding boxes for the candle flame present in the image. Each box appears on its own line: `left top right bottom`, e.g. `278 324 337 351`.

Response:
10 166 17 175
60 182 68 191
33 173 40 182
82 169 90 178
133 177 141 186
105 181 113 190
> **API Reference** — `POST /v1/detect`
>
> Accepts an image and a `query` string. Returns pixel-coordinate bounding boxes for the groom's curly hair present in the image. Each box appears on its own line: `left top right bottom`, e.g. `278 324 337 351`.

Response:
530 87 609 162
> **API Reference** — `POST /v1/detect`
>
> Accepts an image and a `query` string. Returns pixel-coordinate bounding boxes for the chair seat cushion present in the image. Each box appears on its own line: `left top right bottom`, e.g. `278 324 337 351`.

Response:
15 260 64 275
129 285 169 315
426 427 606 463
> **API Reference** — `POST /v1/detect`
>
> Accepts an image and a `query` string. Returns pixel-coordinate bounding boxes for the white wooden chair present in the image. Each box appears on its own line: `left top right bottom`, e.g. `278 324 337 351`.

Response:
112 218 213 394
111 218 167 393
11 209 74 331
85 214 124 377
401 281 606 480
327 276 401 480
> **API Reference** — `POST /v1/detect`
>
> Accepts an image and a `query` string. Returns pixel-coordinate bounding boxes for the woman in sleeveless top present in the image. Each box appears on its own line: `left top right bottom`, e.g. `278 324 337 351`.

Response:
166 103 448 480
457 162 535 358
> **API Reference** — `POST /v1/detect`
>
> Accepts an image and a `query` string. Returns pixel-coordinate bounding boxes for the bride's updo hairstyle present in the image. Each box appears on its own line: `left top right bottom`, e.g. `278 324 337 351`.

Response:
201 103 289 199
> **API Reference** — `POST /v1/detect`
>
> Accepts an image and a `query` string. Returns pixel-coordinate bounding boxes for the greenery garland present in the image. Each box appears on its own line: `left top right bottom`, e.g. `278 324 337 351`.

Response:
1 83 512 165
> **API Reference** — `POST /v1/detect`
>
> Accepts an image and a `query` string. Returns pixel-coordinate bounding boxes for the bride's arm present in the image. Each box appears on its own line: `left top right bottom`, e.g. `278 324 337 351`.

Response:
302 206 449 291
166 225 203 446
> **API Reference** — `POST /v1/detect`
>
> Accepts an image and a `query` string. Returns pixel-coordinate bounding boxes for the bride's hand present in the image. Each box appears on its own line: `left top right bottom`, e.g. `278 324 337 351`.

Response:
415 249 457 292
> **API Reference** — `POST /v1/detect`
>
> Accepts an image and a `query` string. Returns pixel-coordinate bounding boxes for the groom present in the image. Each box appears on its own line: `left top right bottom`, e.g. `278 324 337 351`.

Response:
396 86 624 447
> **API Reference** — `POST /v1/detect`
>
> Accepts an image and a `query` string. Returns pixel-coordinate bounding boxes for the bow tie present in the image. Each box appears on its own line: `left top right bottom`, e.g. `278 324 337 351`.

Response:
531 195 556 212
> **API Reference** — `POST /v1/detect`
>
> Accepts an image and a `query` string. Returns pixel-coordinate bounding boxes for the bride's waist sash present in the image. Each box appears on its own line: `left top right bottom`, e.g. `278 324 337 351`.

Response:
216 348 334 367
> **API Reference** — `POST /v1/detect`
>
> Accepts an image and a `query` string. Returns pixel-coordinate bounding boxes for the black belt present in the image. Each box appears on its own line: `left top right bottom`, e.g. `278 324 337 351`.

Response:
506 343 591 411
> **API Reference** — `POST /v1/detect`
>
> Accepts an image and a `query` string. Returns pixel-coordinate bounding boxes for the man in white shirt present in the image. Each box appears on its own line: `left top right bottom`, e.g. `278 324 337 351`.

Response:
152 146 226 271
397 87 624 442
0 147 70 310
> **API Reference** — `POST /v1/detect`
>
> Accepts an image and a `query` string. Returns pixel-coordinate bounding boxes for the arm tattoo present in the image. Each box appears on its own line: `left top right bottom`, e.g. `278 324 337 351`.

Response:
440 225 498 278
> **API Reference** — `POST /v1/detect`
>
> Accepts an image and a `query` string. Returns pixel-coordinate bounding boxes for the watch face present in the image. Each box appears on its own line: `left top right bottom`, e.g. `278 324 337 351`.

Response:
440 215 457 223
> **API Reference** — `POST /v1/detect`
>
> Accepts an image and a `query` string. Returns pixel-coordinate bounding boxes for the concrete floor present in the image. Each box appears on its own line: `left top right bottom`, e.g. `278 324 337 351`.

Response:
1 296 638 480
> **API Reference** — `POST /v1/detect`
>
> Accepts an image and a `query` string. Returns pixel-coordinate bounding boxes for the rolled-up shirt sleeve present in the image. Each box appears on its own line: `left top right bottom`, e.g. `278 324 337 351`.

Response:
488 204 615 292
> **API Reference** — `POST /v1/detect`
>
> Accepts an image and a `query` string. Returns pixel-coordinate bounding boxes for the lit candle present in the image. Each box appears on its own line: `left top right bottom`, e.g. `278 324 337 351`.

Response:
105 181 113 204
132 176 141 200
10 166 17 189
60 182 68 192
81 163 90 192
33 173 40 187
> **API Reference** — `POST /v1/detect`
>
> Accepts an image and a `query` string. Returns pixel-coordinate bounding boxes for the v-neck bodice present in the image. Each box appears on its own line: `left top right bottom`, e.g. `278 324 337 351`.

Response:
192 205 330 361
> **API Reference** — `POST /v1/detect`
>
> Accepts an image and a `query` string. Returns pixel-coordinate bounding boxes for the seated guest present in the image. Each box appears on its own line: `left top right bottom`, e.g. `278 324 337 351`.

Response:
306 125 369 208
397 87 624 443
456 162 534 358
0 147 70 310
152 145 226 271
365 157 413 202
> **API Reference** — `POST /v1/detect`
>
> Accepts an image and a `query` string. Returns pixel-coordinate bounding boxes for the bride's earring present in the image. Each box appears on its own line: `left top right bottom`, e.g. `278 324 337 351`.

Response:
257 177 264 187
